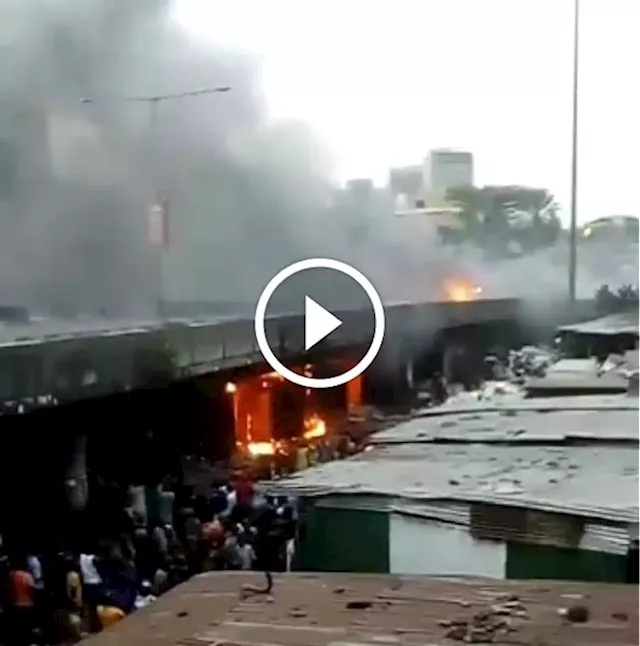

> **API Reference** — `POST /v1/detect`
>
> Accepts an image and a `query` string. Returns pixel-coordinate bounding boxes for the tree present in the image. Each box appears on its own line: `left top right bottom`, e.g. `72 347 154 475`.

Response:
595 284 639 315
618 284 640 303
444 185 562 257
594 284 619 315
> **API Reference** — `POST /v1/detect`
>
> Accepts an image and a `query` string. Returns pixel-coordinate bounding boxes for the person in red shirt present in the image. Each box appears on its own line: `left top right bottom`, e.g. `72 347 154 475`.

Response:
8 558 35 646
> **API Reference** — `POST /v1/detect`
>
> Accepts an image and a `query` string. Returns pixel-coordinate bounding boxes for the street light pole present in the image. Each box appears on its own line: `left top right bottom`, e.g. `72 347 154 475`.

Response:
127 87 230 322
568 0 580 306
147 97 164 321
81 86 231 321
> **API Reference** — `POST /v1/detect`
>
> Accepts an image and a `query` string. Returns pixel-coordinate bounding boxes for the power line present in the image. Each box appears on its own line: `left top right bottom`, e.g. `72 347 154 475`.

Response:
80 86 231 105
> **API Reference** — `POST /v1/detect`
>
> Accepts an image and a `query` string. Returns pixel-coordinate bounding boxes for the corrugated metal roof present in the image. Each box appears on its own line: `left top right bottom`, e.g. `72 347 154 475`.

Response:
370 404 638 444
558 311 639 336
420 392 637 416
82 572 639 646
580 523 631 556
525 376 628 393
548 359 605 373
272 408 640 522
390 504 635 555
525 359 632 392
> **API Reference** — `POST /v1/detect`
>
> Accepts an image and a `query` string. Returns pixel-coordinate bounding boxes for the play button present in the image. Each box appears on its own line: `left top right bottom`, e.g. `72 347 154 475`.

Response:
254 258 386 389
304 296 342 351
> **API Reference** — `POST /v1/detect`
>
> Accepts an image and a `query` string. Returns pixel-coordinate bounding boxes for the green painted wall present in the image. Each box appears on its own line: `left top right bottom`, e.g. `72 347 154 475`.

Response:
298 504 389 573
506 542 627 583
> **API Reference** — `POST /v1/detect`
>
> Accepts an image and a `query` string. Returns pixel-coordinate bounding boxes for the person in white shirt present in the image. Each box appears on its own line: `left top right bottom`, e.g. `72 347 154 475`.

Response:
26 555 44 590
134 581 157 610
237 535 256 571
80 553 102 587
285 538 295 572
80 553 103 632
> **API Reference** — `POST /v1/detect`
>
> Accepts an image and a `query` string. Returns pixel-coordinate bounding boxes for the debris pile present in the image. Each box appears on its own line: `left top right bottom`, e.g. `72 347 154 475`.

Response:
439 595 528 643
507 346 554 381
482 346 555 387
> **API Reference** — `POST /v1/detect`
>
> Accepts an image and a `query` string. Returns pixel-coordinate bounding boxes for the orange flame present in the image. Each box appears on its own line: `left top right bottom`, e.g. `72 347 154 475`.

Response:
247 441 275 457
303 414 327 440
444 281 482 303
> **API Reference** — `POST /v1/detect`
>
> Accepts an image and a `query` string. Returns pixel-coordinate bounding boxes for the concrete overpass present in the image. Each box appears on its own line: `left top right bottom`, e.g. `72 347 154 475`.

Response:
0 297 595 408
0 295 601 548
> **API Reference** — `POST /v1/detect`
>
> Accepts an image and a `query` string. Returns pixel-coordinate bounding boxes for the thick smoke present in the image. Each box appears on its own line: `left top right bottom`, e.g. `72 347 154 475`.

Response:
0 0 636 320
0 0 344 316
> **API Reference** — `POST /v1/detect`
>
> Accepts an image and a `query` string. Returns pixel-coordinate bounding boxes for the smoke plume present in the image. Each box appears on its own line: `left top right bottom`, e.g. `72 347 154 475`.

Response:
0 0 343 316
0 0 636 320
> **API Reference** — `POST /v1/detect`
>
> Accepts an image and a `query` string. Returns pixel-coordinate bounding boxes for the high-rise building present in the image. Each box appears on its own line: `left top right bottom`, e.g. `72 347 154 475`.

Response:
424 149 473 195
392 150 472 235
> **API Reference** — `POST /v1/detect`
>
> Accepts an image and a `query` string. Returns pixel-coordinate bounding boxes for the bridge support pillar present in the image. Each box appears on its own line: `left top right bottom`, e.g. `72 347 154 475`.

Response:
197 376 236 462
443 342 464 384
364 339 415 411
441 332 488 390
65 433 89 512
312 357 349 414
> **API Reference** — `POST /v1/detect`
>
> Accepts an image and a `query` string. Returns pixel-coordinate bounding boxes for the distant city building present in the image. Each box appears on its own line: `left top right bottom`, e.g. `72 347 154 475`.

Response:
423 149 473 199
389 165 424 198
385 148 476 254
390 150 473 234
345 178 375 202
388 150 474 216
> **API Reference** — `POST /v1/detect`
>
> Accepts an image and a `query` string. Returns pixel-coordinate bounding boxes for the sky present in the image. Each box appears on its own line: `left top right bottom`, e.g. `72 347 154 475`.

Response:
172 0 640 225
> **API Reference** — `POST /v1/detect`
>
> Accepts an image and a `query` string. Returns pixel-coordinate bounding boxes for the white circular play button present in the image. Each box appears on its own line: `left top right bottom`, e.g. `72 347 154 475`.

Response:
254 258 386 389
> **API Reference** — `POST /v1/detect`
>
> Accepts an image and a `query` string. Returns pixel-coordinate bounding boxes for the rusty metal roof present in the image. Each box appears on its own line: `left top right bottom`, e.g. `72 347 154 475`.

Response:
83 572 638 646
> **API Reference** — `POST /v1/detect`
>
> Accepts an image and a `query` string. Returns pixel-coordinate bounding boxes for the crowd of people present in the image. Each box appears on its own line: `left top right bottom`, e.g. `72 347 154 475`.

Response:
260 434 362 479
0 472 298 645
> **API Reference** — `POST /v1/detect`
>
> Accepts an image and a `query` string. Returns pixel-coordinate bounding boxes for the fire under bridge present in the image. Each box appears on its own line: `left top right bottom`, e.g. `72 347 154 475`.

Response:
0 297 595 410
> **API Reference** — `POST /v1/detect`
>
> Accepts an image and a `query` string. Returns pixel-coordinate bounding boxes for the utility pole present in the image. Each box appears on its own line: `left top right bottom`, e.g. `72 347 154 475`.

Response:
568 0 580 306
82 86 231 321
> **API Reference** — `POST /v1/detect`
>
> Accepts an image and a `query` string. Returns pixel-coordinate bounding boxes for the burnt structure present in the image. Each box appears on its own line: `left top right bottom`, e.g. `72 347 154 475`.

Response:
0 297 598 552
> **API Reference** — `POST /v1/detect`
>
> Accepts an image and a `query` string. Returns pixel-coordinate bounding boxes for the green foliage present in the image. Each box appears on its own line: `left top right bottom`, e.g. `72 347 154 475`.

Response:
444 185 562 257
595 284 639 315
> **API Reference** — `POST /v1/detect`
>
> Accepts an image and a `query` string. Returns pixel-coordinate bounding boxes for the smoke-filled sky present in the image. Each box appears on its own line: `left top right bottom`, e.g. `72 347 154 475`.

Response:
175 0 640 225
0 0 637 316
0 0 346 312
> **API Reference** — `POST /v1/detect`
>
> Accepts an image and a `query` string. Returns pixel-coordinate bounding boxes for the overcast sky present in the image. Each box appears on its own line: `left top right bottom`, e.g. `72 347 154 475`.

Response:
173 0 639 224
